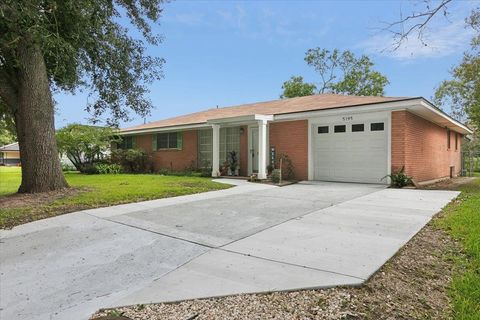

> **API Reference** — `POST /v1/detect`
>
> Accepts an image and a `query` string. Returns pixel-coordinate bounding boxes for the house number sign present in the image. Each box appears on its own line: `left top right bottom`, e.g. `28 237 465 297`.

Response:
342 116 353 121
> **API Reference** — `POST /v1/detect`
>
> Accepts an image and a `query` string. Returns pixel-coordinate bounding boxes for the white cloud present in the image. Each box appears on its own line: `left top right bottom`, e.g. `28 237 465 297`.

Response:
215 5 330 45
171 12 207 26
360 20 474 60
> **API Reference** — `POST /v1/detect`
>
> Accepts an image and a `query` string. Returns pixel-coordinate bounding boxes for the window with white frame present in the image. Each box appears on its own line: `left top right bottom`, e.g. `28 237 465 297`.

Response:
220 127 240 165
197 127 241 168
198 129 213 167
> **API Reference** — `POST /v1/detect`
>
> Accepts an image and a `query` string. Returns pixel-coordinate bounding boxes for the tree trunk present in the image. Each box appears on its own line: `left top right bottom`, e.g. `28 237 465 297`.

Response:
14 40 68 193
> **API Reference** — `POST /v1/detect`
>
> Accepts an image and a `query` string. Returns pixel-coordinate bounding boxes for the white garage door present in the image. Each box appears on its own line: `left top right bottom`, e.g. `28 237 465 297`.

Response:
312 116 388 184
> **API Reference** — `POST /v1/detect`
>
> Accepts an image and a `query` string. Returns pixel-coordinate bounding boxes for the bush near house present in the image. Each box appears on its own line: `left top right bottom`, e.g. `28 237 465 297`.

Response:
384 167 413 188
274 153 295 180
111 149 152 173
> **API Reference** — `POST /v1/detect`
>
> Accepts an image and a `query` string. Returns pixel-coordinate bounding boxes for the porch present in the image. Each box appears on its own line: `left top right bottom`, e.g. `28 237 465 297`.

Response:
208 114 273 179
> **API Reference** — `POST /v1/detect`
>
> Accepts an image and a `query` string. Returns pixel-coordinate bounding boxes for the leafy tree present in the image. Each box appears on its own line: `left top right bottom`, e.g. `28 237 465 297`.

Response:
0 115 16 146
0 0 165 193
434 9 480 127
56 124 120 173
280 76 316 98
304 48 389 96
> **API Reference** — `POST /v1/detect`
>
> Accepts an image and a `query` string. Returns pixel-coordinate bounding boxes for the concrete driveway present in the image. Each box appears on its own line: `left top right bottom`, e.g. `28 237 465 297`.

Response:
0 180 459 320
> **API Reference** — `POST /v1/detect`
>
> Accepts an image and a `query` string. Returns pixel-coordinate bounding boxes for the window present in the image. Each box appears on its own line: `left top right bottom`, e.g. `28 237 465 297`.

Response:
197 127 241 168
334 125 346 133
447 129 451 149
219 127 241 164
155 132 182 150
370 122 384 131
455 133 458 150
118 136 134 149
198 129 213 167
318 126 329 134
352 124 364 132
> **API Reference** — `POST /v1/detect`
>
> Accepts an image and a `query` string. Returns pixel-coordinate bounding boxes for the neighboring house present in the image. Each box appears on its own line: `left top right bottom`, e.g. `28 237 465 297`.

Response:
0 142 21 166
119 94 472 184
0 142 74 168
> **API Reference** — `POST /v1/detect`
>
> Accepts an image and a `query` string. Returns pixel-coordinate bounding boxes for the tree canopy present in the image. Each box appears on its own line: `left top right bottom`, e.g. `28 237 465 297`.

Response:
280 76 316 98
434 9 479 128
0 0 165 125
0 115 16 146
56 124 119 172
281 48 389 98
304 48 389 96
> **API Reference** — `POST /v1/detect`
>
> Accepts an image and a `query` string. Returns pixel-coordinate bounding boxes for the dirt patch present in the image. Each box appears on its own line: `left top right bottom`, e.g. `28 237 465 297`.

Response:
419 177 476 190
0 187 82 209
92 216 462 320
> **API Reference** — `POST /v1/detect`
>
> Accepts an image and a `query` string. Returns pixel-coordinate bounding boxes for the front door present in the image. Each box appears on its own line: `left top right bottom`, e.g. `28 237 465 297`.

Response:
250 127 259 172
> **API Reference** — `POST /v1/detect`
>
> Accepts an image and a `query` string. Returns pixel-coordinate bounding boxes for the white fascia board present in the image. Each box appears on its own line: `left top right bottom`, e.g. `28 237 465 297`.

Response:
418 100 472 134
207 114 273 125
207 115 254 124
118 123 210 135
273 99 422 121
254 114 274 121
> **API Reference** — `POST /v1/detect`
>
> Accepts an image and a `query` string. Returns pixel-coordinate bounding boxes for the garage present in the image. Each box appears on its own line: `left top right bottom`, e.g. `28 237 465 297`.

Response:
311 113 389 184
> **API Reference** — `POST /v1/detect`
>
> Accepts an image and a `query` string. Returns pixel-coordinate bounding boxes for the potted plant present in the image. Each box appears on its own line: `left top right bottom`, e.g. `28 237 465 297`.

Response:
267 164 274 176
220 161 229 176
228 150 239 176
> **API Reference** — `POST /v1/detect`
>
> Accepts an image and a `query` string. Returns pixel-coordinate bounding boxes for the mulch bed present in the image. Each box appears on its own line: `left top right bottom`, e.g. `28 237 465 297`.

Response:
92 213 462 320
0 187 81 210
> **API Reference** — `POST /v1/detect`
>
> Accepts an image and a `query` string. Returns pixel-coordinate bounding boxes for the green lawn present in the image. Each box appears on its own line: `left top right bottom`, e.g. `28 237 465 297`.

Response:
436 178 480 319
0 166 22 196
0 167 230 228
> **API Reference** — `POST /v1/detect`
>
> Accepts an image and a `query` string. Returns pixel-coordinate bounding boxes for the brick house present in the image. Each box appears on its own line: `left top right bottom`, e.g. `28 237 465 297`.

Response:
119 94 472 184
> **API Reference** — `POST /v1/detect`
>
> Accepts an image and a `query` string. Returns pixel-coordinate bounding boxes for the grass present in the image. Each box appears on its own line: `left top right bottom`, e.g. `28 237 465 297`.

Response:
436 177 480 319
0 167 230 229
0 166 22 196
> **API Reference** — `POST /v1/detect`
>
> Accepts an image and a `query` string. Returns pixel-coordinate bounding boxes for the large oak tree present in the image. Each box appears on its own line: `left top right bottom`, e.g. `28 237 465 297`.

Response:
0 0 164 193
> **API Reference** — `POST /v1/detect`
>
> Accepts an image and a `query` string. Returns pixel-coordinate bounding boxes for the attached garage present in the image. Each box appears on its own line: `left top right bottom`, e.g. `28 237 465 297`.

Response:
311 112 389 184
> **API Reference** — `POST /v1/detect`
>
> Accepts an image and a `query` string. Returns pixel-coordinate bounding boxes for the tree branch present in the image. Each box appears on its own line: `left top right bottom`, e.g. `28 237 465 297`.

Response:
381 0 453 50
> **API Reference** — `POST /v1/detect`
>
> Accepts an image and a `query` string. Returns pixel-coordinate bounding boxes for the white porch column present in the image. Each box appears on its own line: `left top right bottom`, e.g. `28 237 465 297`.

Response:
257 119 268 179
211 124 220 177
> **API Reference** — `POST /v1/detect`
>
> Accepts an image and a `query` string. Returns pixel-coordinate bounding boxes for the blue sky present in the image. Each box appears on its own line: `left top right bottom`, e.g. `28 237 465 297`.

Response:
54 0 477 128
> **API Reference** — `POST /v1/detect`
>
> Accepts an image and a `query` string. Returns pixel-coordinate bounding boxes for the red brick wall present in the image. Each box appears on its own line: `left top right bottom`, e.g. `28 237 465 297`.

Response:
269 120 308 180
391 110 462 182
133 130 198 171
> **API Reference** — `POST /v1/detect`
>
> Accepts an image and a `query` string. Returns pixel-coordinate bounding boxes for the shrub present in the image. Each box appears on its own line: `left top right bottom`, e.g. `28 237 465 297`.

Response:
271 169 282 183
82 163 98 174
228 150 239 174
275 153 295 180
61 163 76 172
200 160 212 177
384 167 413 188
95 163 122 174
111 149 150 173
